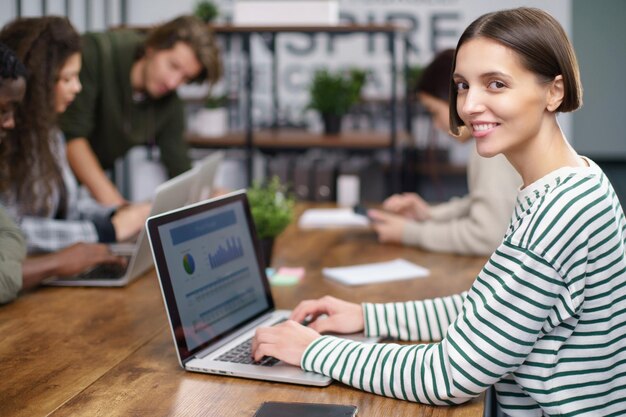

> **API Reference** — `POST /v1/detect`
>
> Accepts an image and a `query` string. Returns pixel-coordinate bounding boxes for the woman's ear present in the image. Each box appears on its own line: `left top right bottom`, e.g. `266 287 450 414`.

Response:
547 75 565 112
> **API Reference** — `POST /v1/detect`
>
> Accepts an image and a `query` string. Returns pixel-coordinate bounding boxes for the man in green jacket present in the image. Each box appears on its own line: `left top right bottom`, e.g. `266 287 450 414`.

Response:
59 15 221 205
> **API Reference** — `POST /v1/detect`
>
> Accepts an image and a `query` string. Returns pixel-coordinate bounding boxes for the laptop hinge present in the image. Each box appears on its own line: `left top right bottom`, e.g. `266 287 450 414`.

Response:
190 311 279 361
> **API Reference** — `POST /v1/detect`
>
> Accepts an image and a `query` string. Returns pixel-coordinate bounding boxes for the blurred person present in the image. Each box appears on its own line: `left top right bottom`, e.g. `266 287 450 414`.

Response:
0 16 150 254
0 42 123 304
59 15 222 205
370 49 520 256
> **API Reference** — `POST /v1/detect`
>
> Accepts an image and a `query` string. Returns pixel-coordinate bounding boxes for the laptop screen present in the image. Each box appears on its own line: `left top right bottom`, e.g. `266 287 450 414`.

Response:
147 191 274 361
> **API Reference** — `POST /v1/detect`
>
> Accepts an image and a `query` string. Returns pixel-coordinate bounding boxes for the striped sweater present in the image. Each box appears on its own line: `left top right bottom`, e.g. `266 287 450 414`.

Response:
301 159 626 416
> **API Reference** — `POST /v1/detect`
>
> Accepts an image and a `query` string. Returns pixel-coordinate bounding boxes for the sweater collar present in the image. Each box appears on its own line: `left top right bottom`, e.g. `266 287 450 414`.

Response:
514 157 598 216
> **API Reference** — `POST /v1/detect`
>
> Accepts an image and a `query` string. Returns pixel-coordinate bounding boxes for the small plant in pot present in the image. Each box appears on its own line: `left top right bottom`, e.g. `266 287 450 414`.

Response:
194 93 229 137
308 68 367 135
247 177 295 267
194 0 219 23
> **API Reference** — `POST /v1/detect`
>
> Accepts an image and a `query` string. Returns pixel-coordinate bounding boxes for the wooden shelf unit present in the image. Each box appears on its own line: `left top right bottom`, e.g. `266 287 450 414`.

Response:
198 23 412 193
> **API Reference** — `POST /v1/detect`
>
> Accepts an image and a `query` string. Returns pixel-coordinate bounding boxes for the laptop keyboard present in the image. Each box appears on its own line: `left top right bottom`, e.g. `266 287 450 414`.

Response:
75 258 131 280
216 337 279 366
215 318 286 366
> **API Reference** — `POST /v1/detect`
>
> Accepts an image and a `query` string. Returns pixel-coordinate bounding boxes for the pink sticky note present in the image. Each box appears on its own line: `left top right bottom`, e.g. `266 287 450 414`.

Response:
276 267 305 280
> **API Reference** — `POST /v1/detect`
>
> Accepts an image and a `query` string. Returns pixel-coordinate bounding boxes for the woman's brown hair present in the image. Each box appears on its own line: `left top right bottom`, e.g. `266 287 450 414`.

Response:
449 7 583 136
0 16 80 214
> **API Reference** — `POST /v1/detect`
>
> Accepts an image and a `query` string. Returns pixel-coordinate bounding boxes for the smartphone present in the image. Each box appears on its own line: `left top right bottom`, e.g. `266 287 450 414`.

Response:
254 402 358 417
352 204 369 217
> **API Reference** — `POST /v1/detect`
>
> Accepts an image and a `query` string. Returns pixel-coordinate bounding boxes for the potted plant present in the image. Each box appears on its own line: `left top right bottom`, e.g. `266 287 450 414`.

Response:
247 177 295 267
194 0 219 23
193 93 229 138
308 68 367 135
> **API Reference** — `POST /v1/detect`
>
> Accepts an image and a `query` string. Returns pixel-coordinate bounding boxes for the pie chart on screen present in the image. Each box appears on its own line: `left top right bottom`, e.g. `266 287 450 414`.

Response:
183 253 195 274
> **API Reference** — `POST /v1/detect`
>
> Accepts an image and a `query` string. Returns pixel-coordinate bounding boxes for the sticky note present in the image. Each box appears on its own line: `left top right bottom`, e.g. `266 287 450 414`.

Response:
269 274 300 286
276 267 305 280
268 266 305 286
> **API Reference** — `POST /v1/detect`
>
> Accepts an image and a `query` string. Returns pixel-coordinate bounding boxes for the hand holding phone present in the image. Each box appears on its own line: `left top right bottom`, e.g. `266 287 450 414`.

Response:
353 204 369 218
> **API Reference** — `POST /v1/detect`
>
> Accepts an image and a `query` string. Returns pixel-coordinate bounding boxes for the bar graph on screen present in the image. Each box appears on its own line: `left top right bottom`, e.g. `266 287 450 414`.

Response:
208 236 244 269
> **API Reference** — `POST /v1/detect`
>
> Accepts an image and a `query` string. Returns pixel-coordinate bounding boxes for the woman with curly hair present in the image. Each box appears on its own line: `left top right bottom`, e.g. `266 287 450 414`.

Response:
0 42 124 304
0 16 149 254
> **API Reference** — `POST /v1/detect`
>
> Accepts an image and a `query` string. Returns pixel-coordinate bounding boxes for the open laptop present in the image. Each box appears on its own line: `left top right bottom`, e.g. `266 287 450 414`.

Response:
146 190 377 386
44 151 224 287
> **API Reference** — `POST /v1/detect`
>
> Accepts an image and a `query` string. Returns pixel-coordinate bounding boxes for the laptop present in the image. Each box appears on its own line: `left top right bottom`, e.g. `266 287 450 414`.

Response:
44 151 224 287
146 190 377 386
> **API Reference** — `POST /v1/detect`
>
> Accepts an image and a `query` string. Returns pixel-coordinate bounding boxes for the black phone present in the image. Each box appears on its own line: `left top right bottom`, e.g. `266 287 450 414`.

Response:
254 402 358 417
352 204 369 217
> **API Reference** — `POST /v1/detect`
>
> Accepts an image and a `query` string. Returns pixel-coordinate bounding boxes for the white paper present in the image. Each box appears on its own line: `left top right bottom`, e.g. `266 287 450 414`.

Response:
298 208 370 229
323 258 429 286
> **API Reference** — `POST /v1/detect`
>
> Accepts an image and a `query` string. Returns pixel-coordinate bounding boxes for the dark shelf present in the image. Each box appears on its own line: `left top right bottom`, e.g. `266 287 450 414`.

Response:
186 129 411 150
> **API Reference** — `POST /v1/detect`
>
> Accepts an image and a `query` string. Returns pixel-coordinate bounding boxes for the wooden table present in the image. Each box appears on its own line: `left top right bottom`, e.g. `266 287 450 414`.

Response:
0 208 488 416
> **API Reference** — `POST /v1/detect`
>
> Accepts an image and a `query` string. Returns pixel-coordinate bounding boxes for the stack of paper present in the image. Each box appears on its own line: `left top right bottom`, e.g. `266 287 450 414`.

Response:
323 258 429 286
298 208 370 229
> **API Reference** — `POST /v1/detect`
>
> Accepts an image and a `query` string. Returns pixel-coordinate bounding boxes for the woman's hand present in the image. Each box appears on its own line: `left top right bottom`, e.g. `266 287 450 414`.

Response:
251 320 321 366
382 192 431 221
290 295 364 334
51 243 126 276
21 243 128 290
368 209 408 244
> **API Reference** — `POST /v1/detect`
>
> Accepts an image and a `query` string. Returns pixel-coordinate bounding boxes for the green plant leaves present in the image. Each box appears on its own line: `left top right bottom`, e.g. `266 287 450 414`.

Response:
248 177 295 239
308 68 367 116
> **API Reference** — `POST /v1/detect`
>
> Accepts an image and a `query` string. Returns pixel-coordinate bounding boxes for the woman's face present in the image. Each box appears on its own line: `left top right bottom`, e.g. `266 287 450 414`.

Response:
453 37 555 158
419 92 472 144
54 52 82 114
418 93 449 133
0 76 26 136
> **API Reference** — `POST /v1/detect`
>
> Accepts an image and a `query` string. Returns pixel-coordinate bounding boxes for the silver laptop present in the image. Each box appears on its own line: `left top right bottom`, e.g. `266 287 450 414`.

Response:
44 151 224 287
146 190 377 386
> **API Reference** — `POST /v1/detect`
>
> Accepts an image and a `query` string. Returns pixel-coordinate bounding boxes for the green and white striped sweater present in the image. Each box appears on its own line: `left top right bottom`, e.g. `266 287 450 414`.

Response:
301 159 626 416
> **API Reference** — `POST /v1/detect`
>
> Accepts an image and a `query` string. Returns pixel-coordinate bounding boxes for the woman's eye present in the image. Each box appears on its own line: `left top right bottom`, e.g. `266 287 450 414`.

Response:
488 80 506 89
455 81 468 91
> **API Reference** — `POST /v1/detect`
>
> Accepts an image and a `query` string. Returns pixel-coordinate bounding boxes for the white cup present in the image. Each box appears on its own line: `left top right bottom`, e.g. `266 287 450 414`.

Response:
336 175 360 207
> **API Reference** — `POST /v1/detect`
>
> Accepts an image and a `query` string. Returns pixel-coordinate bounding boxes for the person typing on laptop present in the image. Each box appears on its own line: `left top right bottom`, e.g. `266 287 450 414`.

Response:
0 17 150 255
0 43 125 304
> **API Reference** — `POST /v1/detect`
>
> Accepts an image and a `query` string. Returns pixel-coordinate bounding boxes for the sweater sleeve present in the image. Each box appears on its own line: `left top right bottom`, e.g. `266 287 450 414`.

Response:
0 208 26 304
19 216 99 253
428 196 472 221
362 292 468 342
301 243 566 405
154 97 191 177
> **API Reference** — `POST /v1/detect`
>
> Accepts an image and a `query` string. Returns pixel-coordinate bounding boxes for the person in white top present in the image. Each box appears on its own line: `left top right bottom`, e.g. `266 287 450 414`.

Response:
369 49 520 256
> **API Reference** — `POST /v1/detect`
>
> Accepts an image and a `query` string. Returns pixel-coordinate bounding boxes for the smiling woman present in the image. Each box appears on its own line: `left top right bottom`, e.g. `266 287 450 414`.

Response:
250 7 626 417
0 17 81 217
